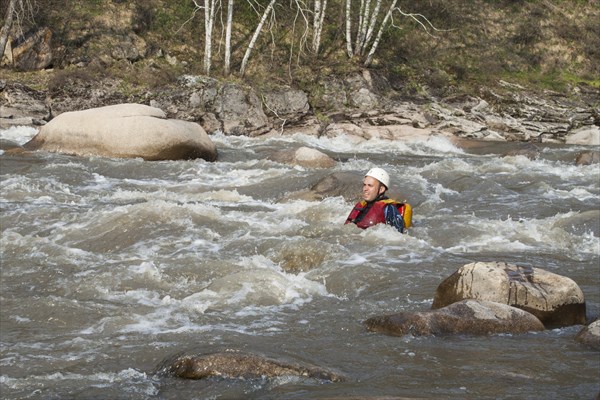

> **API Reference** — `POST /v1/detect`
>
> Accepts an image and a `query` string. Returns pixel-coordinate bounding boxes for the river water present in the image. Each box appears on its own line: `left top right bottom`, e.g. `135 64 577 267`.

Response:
1 125 599 399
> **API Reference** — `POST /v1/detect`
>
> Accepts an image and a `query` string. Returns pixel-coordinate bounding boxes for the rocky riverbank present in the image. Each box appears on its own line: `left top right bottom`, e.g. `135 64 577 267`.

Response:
1 69 599 148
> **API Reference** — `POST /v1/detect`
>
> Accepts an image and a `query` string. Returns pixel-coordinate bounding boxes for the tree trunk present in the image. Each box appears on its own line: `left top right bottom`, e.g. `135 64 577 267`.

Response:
239 0 276 76
224 0 233 75
312 0 327 54
0 0 17 61
364 0 396 66
345 0 353 57
203 0 217 75
362 0 382 54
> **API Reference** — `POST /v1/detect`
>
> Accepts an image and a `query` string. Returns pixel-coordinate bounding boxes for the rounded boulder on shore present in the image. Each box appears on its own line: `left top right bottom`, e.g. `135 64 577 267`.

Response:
24 103 217 161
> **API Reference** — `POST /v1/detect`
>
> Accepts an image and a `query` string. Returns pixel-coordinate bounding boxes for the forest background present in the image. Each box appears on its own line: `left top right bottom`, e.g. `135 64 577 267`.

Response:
0 0 599 112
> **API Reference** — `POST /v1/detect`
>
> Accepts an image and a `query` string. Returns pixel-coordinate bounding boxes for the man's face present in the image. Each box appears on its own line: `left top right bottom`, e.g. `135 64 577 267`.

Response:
362 176 385 202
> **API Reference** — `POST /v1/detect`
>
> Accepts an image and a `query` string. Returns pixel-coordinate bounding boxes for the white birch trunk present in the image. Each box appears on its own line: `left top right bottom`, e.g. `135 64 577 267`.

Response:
312 0 327 54
357 0 371 54
0 0 17 61
362 0 382 54
240 0 276 76
345 0 353 57
354 0 365 51
364 0 397 66
203 0 219 75
224 0 233 75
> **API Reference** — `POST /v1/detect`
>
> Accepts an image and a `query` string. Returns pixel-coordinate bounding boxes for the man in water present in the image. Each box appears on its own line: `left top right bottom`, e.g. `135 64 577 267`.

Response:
345 168 411 233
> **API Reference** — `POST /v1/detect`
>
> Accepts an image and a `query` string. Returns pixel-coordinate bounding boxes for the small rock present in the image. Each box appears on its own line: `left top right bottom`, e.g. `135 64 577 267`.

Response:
575 319 600 350
575 151 600 165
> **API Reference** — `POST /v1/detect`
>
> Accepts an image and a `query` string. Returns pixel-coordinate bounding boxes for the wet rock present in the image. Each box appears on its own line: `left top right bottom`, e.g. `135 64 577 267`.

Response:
503 143 542 160
575 151 600 165
23 103 217 161
0 138 23 151
269 146 336 168
310 171 362 200
364 299 544 337
575 319 600 350
271 239 330 273
281 171 361 202
162 351 344 382
432 262 586 328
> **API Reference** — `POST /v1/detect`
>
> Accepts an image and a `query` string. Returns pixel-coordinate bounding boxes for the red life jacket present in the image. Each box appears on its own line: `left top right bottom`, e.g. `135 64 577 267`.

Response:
345 199 407 229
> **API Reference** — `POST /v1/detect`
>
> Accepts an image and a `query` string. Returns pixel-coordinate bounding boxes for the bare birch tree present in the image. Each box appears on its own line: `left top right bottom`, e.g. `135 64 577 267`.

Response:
311 0 327 54
0 0 17 61
223 0 233 75
345 0 441 66
239 0 276 76
1 0 36 62
345 0 356 58
363 0 396 66
202 0 219 75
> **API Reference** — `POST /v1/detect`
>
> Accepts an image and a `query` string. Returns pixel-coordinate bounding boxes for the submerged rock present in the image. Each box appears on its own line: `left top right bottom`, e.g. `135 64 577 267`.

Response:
269 146 336 168
364 299 544 337
575 151 600 165
162 351 344 382
575 319 600 350
432 262 586 328
23 103 217 161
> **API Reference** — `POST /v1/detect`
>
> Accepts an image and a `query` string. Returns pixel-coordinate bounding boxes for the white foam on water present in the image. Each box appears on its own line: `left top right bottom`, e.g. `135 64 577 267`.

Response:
0 125 38 145
86 254 334 335
542 186 597 201
444 211 600 258
0 368 158 395
280 132 465 156
187 162 289 187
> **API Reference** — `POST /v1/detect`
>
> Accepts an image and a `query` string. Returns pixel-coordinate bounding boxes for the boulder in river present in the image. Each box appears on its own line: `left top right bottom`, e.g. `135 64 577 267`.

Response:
432 262 586 328
575 151 600 165
161 351 345 382
269 146 336 168
575 319 600 350
23 103 217 161
364 299 545 337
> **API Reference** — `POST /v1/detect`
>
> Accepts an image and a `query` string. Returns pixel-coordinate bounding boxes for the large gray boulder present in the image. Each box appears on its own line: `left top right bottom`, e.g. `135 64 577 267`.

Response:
432 262 586 328
24 103 217 161
162 351 344 382
364 299 545 337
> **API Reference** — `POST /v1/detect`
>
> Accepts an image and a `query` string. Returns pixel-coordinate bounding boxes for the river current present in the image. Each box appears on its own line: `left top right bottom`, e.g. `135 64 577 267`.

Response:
1 125 599 399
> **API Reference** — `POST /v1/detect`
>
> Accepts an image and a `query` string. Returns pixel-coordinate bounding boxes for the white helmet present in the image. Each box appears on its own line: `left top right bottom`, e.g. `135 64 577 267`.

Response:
365 167 390 189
